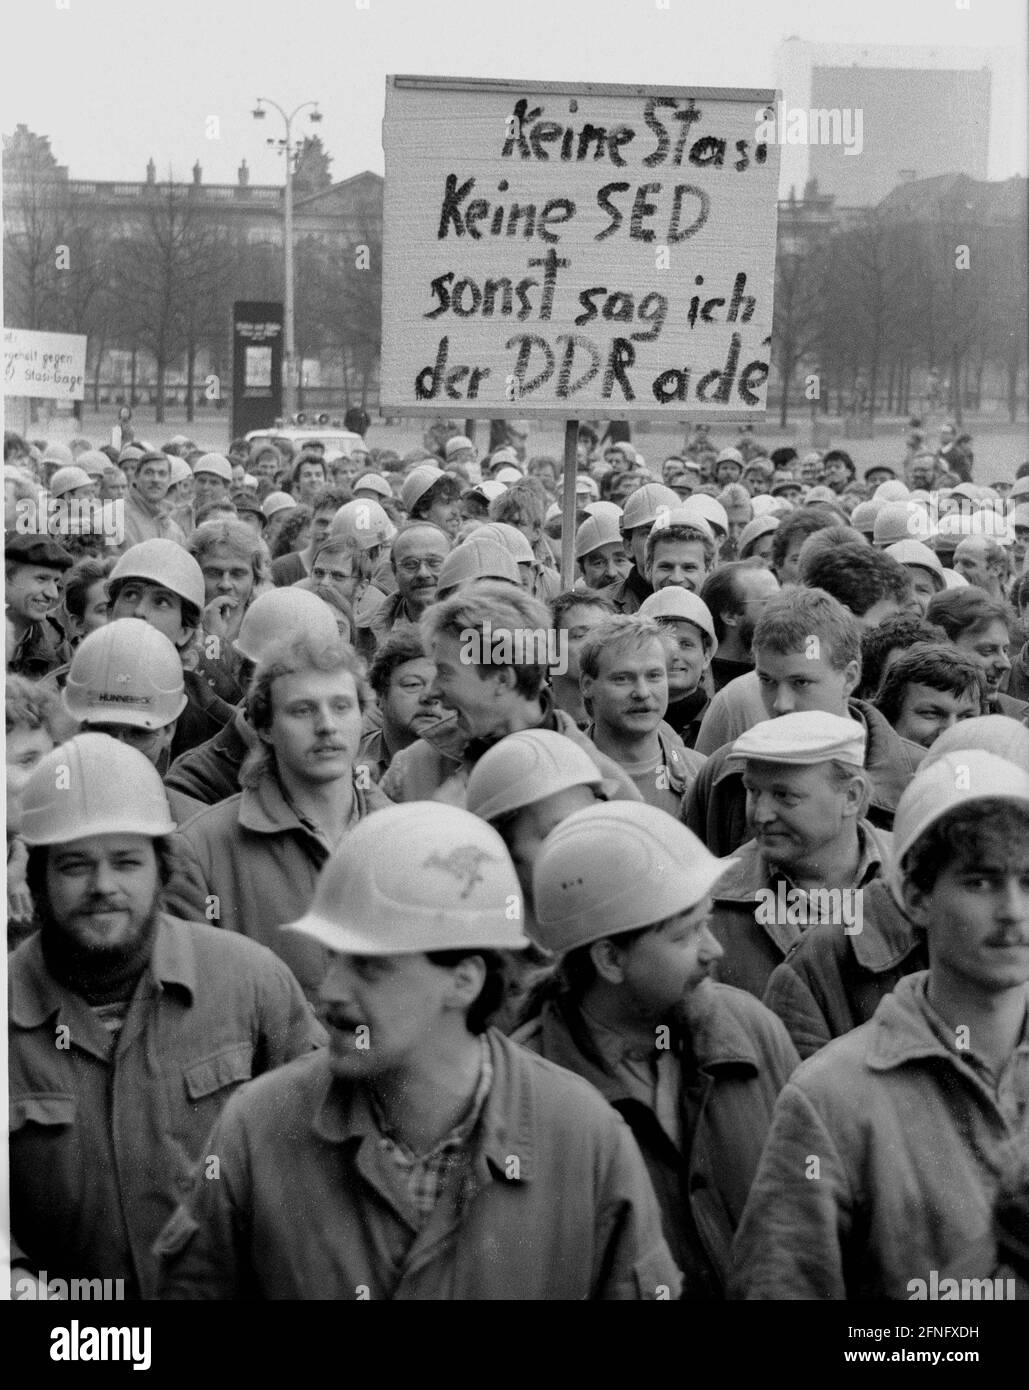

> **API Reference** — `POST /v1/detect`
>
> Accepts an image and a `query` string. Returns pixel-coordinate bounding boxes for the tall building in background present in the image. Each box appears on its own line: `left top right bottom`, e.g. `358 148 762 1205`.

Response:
775 39 1000 207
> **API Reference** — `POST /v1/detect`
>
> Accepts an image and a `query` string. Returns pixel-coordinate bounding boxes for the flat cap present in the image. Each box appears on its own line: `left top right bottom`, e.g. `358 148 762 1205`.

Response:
729 710 866 769
5 534 74 569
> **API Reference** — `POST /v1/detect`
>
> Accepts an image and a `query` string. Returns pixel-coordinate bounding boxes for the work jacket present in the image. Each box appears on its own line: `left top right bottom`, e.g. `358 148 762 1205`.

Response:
381 694 643 806
170 671 236 764
707 821 893 999
684 700 924 856
155 1029 681 1300
513 985 798 1296
730 973 1029 1300
8 916 322 1300
762 880 927 1059
167 768 391 999
120 489 187 551
164 708 254 806
601 564 652 615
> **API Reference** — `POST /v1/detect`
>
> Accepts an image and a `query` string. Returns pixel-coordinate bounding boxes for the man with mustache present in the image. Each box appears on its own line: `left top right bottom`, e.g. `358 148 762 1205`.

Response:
732 750 1029 1299
516 801 799 1298
8 734 321 1301
365 522 451 653
167 636 391 1001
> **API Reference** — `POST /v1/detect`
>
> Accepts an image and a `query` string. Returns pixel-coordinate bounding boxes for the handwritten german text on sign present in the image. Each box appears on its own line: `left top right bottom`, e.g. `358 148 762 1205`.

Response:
3 328 87 400
381 77 781 418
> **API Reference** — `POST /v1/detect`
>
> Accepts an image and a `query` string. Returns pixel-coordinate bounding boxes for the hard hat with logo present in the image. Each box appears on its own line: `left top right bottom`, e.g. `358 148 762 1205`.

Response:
109 538 206 611
19 732 177 844
283 802 530 954
328 499 394 551
533 801 736 954
235 587 342 663
889 750 1029 906
652 504 716 543
466 729 603 823
64 618 187 729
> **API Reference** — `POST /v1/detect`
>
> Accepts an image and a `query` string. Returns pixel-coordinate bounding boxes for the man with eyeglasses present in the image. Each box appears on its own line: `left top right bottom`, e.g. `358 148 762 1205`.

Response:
365 522 451 656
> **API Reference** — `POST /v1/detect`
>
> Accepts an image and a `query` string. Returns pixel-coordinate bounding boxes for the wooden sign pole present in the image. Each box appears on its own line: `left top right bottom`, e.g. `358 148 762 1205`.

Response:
559 419 579 591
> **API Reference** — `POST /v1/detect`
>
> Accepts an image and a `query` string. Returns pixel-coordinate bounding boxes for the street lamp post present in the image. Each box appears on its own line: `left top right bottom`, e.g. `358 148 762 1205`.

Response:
252 97 323 419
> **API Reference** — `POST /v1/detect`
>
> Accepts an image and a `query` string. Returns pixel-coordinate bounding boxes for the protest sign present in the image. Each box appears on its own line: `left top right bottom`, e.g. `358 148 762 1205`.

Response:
381 76 781 419
3 328 87 400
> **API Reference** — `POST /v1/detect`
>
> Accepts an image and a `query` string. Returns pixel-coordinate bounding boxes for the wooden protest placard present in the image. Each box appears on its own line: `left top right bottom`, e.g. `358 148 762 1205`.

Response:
3 328 87 400
381 76 781 420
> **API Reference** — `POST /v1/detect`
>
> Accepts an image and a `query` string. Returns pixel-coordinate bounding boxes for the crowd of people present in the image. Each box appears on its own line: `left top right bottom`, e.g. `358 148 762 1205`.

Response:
6 408 1029 1301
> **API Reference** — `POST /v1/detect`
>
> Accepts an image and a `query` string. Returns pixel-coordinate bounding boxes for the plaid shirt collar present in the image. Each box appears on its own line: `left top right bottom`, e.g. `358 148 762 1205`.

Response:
367 1035 494 1221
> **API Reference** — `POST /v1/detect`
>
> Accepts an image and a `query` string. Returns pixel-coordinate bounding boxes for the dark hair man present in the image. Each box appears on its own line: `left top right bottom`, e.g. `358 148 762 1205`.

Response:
700 560 780 691
800 541 912 629
927 588 1029 722
872 642 987 747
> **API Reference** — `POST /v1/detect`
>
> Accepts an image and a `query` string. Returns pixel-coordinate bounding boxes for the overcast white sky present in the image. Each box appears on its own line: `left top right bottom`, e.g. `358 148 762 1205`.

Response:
2 0 1026 186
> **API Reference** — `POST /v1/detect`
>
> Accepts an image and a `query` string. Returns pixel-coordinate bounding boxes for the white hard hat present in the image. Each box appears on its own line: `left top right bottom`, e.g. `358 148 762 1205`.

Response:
352 472 393 500
474 521 535 565
42 443 74 468
168 456 193 486
437 536 520 593
873 481 910 502
652 505 715 543
283 803 530 955
575 512 623 559
885 539 945 589
64 619 187 729
924 715 1029 774
48 466 94 498
262 491 296 519
583 500 624 521
466 729 603 823
235 587 342 663
941 567 969 589
76 450 110 478
873 501 930 546
328 499 394 551
638 587 718 654
194 453 233 481
890 750 1029 906
533 802 736 954
621 483 681 532
494 466 525 485
109 539 206 611
463 479 507 505
20 733 177 844
737 514 779 558
673 495 727 537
